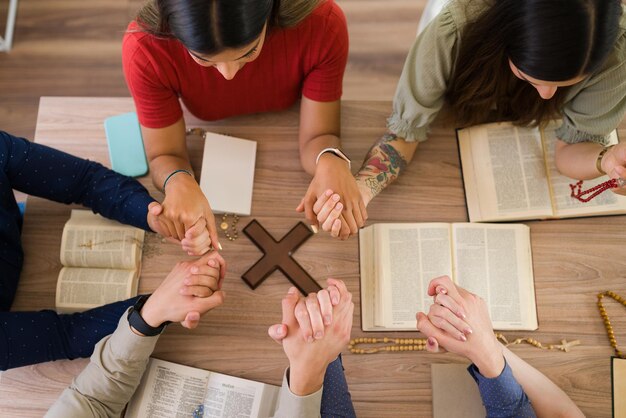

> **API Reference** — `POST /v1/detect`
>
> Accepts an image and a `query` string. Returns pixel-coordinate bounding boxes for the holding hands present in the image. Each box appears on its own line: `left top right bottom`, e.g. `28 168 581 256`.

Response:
297 155 367 240
268 279 354 395
146 200 217 256
138 251 226 331
417 276 505 378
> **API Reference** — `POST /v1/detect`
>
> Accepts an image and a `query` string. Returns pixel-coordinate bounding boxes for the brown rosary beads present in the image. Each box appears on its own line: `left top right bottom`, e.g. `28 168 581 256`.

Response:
348 334 580 355
597 290 626 358
220 213 239 241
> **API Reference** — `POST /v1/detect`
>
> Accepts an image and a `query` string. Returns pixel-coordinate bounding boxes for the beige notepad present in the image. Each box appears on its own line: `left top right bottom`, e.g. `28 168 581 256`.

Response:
431 364 485 418
613 357 626 417
199 132 257 216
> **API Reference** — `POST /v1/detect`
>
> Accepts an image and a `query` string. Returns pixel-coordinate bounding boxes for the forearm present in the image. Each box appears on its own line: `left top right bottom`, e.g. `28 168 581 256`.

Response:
1 132 154 230
355 133 417 205
149 153 195 192
554 140 605 179
299 134 342 176
502 346 583 418
46 313 159 418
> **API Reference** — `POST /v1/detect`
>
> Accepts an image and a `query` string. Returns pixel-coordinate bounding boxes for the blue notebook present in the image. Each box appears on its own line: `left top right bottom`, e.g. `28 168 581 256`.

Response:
104 112 149 177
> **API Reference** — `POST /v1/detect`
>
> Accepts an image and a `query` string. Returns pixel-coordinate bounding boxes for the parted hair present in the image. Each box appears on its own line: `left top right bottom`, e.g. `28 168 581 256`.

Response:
135 0 321 54
445 0 623 128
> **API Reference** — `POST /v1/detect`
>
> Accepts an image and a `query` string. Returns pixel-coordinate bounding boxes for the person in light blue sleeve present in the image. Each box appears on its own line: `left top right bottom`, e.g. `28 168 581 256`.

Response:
417 276 584 418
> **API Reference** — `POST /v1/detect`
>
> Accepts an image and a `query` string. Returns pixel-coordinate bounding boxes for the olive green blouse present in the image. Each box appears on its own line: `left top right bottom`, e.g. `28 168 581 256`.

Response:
389 0 626 145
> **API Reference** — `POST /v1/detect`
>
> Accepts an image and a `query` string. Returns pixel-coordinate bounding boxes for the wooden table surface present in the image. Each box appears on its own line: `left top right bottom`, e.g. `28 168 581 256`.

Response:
1 97 625 417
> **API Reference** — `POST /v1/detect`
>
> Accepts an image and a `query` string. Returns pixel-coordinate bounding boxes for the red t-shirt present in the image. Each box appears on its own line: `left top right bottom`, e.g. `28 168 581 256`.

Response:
122 0 348 128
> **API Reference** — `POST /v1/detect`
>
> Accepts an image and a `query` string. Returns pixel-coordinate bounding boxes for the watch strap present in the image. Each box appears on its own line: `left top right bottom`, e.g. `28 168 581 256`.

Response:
127 295 170 336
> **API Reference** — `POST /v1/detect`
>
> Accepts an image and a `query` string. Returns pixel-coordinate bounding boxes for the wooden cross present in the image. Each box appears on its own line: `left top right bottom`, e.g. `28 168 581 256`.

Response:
242 219 321 295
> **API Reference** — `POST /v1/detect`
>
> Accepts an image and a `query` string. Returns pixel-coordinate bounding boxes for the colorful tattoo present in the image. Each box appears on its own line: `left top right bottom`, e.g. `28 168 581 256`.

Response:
355 132 409 199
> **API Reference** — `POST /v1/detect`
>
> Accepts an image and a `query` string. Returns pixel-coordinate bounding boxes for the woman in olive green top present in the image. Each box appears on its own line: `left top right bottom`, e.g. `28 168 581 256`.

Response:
310 0 626 238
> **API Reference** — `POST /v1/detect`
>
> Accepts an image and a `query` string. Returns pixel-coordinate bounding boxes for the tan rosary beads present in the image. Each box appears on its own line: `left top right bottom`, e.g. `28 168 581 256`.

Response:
597 290 626 358
220 213 240 241
348 334 580 355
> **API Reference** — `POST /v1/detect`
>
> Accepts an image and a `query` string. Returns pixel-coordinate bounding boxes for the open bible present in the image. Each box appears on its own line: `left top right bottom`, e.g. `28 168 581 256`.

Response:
359 222 537 331
125 358 280 418
56 210 144 313
458 121 625 222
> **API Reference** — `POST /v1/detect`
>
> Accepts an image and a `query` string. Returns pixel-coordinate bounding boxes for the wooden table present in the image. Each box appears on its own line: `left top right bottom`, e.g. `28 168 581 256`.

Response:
1 97 624 417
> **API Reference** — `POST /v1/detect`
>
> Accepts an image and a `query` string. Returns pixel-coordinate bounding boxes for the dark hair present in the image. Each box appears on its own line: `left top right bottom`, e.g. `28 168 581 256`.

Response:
445 0 623 127
136 0 320 54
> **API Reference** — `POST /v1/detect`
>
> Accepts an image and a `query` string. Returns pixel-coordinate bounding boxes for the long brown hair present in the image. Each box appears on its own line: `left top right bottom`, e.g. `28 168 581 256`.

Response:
445 0 622 128
135 0 321 52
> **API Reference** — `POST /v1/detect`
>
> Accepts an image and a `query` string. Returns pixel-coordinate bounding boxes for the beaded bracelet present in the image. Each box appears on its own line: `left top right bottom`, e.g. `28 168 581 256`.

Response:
162 169 193 192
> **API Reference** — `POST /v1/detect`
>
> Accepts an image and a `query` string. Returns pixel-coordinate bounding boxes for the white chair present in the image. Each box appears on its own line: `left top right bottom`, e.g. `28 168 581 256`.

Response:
0 0 19 52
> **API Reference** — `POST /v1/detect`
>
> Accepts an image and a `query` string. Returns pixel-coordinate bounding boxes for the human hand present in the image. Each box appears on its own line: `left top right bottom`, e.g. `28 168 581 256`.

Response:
161 173 220 249
139 252 226 330
267 279 353 395
601 143 626 196
417 276 504 378
296 155 367 240
147 202 211 255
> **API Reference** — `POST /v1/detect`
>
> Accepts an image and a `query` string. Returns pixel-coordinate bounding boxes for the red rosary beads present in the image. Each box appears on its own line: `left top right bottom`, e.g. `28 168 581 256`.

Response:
570 178 626 202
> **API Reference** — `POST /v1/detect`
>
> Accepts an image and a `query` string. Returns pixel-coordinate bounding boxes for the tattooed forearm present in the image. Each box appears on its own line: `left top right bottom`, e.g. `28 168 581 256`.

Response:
355 132 410 200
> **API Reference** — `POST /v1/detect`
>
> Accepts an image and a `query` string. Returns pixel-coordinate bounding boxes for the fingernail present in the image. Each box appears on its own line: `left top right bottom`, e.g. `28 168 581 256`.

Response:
459 334 467 342
324 315 332 325
458 311 467 319
326 189 333 196
217 242 223 251
191 266 198 273
315 331 323 339
184 279 191 285
276 326 285 336
288 287 297 295
465 328 473 334
332 194 340 201
332 296 339 305
307 336 314 343
336 203 343 210
427 337 436 346
436 286 447 294
310 225 319 233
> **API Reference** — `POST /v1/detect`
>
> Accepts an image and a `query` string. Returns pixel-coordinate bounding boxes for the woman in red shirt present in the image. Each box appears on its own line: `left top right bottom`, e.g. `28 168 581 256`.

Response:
123 0 366 247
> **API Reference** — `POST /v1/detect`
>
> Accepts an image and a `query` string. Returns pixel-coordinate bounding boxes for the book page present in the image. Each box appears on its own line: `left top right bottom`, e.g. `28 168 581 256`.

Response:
542 126 626 217
452 223 537 330
458 122 553 221
202 372 279 418
125 359 279 418
359 226 378 331
55 267 137 313
612 357 626 417
125 359 210 418
376 223 453 330
60 210 144 269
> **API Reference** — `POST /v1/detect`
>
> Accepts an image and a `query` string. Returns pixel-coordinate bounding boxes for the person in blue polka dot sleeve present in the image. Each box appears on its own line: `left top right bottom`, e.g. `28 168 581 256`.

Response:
0 130 212 371
418 276 584 418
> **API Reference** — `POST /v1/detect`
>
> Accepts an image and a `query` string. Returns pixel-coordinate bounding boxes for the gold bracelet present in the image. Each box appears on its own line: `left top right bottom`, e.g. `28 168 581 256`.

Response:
596 145 614 175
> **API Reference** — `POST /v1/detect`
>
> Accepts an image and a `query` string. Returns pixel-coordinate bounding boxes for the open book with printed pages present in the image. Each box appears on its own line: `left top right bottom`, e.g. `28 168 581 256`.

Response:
457 121 625 222
125 358 280 418
199 131 257 216
56 210 144 313
359 222 537 331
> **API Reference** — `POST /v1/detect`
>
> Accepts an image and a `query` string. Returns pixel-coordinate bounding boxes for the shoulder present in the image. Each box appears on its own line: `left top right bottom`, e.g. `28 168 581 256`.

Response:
298 0 347 35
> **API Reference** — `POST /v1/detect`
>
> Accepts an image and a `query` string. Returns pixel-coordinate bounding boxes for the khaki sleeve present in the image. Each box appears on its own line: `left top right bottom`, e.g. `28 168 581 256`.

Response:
387 6 460 142
45 310 159 418
271 368 323 418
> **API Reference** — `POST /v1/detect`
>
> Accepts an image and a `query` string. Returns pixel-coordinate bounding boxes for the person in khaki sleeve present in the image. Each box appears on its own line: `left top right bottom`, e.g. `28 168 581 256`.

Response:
310 0 626 238
46 255 357 418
